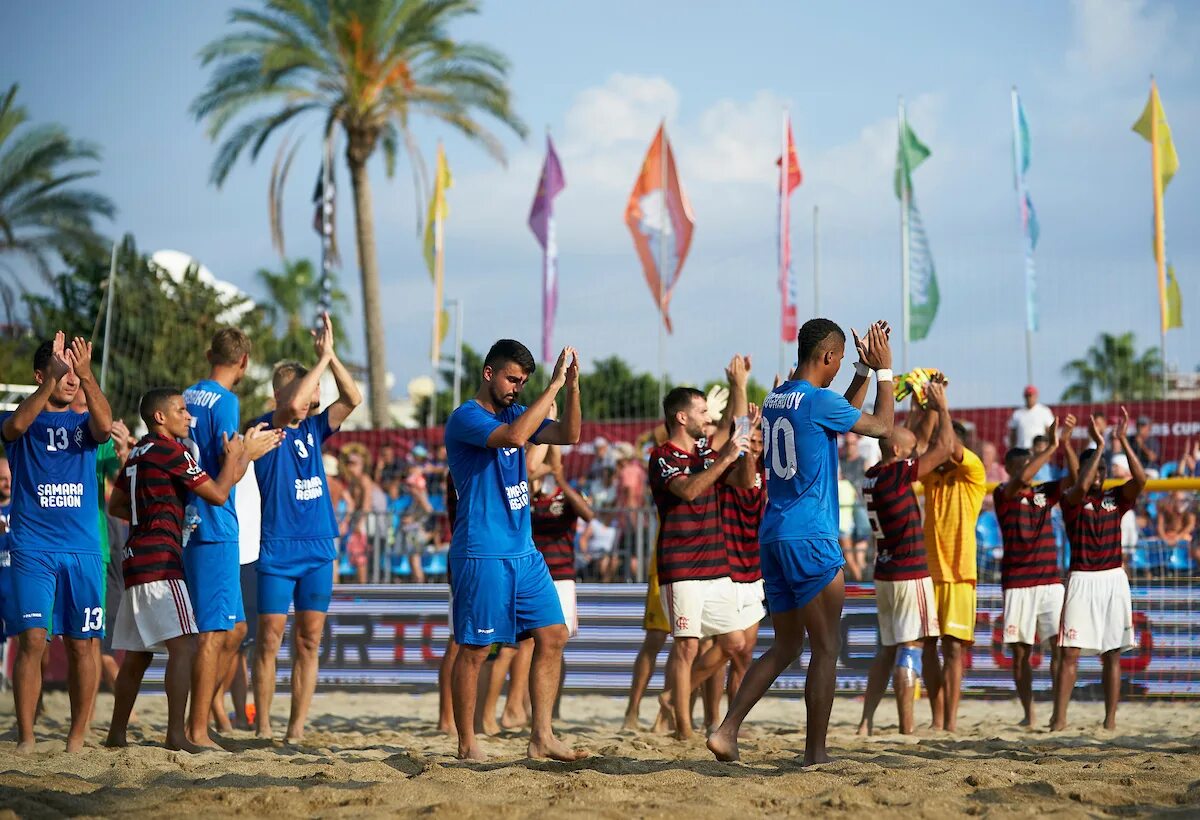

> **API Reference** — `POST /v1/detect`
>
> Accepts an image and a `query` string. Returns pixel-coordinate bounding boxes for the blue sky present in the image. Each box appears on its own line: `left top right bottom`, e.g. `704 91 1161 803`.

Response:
2 0 1197 409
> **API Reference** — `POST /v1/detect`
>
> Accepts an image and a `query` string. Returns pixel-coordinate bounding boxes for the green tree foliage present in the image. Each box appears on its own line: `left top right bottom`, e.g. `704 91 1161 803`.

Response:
192 0 527 426
255 257 350 365
14 236 276 426
0 84 115 289
1061 332 1164 402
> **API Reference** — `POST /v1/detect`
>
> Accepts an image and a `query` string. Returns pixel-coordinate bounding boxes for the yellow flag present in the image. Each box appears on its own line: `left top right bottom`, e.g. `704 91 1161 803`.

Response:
1132 84 1179 190
1167 264 1183 329
423 145 452 279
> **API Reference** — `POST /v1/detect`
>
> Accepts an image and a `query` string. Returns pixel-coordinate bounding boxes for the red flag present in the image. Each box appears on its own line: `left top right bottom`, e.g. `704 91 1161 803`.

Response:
625 125 695 333
778 118 802 342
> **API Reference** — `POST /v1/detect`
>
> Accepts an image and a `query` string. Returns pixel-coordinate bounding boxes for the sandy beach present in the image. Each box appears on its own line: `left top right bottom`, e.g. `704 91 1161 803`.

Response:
3 690 1200 818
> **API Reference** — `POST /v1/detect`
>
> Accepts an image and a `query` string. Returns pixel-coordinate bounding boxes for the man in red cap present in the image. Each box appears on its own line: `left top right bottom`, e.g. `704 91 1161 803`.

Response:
1008 386 1054 450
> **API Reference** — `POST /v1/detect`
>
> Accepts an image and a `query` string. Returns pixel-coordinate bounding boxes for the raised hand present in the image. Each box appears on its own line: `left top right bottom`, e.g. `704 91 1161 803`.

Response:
47 331 71 380
564 347 580 389
1113 406 1130 441
69 337 94 381
924 382 946 410
1063 413 1077 435
1088 414 1105 447
1047 417 1060 449
725 354 749 387
861 321 893 370
551 346 574 387
851 327 870 364
746 402 762 430
312 312 335 361
706 383 729 422
222 431 245 463
112 419 134 462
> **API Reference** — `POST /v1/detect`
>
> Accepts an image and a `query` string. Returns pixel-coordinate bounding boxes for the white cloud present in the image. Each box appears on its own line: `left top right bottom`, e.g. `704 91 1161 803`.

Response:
1065 0 1187 83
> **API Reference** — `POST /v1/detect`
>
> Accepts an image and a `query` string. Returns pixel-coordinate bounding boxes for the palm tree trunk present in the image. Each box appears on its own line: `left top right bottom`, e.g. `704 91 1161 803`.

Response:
347 151 390 427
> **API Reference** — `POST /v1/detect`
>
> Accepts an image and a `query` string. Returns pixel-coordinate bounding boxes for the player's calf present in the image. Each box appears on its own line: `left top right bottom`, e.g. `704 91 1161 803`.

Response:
105 650 154 748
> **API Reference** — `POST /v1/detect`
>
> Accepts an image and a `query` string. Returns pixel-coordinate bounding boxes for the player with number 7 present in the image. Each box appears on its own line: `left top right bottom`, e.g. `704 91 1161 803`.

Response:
0 332 114 753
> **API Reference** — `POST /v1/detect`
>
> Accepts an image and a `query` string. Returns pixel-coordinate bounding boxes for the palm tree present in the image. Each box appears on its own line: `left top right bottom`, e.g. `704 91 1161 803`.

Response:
192 0 527 426
1061 332 1163 402
256 257 349 359
0 84 115 286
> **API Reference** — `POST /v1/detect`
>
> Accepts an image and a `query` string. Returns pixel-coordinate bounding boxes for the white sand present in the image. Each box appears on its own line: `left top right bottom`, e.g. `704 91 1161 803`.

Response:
3 690 1200 817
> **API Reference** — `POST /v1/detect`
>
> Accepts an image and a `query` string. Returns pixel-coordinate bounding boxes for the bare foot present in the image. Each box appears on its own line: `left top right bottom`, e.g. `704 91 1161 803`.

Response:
707 728 739 762
480 715 502 736
212 713 234 734
671 726 694 741
1049 718 1067 732
528 734 589 761
1018 716 1032 727
186 731 227 752
1102 717 1117 731
458 739 487 761
255 725 274 741
499 709 529 730
802 751 832 766
437 719 456 736
856 719 872 737
232 716 252 731
103 732 128 748
15 739 37 755
166 734 210 754
65 734 88 753
621 712 641 733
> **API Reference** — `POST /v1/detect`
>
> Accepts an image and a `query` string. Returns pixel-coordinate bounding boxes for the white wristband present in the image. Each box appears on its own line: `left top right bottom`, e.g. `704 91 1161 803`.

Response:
854 361 870 378
876 368 894 383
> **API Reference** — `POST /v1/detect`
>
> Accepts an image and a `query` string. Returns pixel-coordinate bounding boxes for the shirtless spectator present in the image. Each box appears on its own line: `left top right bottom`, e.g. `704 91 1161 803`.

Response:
1157 492 1196 554
340 444 378 582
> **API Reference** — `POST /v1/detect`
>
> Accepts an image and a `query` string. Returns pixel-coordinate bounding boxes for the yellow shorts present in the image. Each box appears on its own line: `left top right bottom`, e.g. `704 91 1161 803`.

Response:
933 581 977 643
644 555 669 633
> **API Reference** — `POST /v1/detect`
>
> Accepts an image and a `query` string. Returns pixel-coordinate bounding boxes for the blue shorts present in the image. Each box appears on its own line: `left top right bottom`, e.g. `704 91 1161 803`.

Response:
258 561 334 615
10 550 105 638
0 560 18 639
761 538 844 616
183 541 245 632
258 538 338 579
450 552 564 646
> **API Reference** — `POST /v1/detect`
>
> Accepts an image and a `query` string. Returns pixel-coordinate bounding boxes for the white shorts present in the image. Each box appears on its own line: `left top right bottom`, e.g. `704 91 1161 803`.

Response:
112 579 197 653
733 579 766 632
1058 568 1134 655
876 577 939 646
661 577 739 639
1003 583 1064 646
555 579 578 638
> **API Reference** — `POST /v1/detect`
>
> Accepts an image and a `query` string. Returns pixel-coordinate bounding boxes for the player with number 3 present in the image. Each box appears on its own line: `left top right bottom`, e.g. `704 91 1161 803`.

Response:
0 332 113 753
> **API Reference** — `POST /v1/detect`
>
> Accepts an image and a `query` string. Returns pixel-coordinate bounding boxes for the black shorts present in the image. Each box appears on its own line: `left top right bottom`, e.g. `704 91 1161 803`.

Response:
240 561 259 646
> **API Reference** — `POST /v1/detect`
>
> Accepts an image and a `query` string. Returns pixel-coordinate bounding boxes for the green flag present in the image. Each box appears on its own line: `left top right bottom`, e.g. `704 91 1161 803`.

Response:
906 196 939 340
894 122 931 199
1167 264 1183 329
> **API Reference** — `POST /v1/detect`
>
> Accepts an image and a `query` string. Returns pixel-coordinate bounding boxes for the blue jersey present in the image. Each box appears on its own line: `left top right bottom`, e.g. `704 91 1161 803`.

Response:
252 409 339 553
183 379 239 544
445 400 551 559
1 410 101 554
759 380 862 544
0 500 10 566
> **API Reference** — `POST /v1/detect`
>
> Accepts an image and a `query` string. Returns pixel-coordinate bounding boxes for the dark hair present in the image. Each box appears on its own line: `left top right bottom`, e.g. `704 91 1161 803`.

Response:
484 339 536 374
951 420 970 444
139 387 181 428
33 339 56 373
797 318 846 364
1032 435 1048 447
663 386 705 428
209 327 252 366
1080 447 1102 467
1004 447 1031 463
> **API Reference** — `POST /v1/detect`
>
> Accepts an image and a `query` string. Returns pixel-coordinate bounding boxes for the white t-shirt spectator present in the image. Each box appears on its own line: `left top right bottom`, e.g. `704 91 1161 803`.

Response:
237 464 261 565
1008 403 1055 449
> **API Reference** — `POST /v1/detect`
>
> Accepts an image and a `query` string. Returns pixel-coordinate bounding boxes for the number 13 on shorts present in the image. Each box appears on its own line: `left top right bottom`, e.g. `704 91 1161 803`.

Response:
81 606 103 632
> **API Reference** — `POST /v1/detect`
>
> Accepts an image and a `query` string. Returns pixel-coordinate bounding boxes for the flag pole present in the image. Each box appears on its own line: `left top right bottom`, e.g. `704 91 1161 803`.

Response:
778 109 788 380
813 204 821 317
657 121 668 406
1149 77 1169 398
1010 87 1034 388
898 97 911 372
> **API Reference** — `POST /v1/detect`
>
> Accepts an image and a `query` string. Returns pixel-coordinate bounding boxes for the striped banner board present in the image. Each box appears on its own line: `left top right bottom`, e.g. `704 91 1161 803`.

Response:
74 581 1198 698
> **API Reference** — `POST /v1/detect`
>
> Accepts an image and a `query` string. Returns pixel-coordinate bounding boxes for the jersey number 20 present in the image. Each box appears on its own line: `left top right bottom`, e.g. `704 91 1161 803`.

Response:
761 418 798 480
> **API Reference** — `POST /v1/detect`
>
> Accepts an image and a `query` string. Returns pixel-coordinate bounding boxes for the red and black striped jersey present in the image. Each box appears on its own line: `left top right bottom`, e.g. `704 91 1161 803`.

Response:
116 433 211 587
719 468 765 583
531 488 577 581
1062 487 1133 572
649 441 729 584
995 481 1063 589
863 459 928 581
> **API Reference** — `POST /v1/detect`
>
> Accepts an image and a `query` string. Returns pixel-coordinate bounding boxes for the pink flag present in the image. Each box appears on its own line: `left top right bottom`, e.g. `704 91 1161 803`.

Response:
529 136 566 362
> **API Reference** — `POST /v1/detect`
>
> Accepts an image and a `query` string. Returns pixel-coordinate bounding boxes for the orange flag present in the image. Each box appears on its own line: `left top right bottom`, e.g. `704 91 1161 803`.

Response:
625 125 695 333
